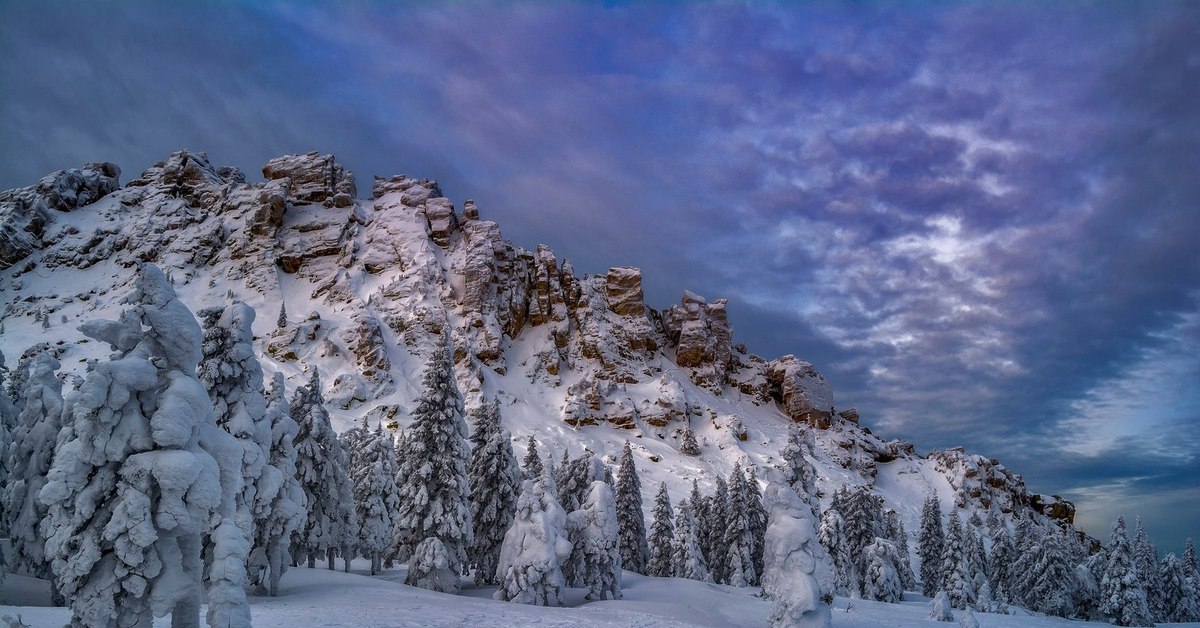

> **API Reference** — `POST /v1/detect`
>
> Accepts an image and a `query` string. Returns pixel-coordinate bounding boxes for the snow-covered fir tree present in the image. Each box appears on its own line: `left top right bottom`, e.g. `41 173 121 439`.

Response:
1022 526 1074 617
779 425 821 516
930 590 955 622
248 372 305 596
842 485 883 595
197 302 273 616
495 474 572 606
679 425 700 456
1074 550 1107 621
614 441 649 575
863 537 905 603
670 498 710 582
918 494 946 597
276 301 287 329
647 482 674 577
566 480 623 600
745 465 769 579
522 435 543 480
38 265 244 628
3 351 62 593
884 509 916 592
1132 517 1160 603
723 462 759 587
408 537 460 593
987 522 1015 603
292 368 357 570
1155 552 1199 622
966 528 988 606
467 400 520 586
352 426 401 575
818 508 852 596
761 472 832 628
703 476 730 583
394 346 472 592
0 350 12 590
940 513 976 610
1100 516 1154 627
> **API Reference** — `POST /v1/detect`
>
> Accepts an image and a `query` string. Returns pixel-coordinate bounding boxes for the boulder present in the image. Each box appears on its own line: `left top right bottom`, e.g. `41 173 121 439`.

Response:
764 355 834 427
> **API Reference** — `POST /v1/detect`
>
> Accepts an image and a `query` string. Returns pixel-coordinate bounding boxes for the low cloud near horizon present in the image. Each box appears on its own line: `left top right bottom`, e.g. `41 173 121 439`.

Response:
2 2 1197 552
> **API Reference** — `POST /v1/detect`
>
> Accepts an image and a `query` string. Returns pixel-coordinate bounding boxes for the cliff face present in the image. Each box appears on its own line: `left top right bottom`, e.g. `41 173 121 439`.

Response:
0 150 1076 543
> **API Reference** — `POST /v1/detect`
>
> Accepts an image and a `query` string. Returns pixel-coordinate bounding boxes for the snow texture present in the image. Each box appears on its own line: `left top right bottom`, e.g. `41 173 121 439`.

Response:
761 472 832 628
495 475 572 606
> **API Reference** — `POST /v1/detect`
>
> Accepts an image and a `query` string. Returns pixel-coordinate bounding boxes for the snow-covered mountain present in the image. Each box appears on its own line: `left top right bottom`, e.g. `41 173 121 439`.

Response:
0 149 1079 553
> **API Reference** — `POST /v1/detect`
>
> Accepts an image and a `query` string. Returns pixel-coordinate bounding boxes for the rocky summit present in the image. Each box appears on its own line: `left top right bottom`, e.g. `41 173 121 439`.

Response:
0 150 1076 545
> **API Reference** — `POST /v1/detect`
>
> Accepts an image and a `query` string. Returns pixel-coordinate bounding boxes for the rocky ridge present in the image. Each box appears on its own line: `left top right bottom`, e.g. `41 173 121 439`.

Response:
0 151 1076 543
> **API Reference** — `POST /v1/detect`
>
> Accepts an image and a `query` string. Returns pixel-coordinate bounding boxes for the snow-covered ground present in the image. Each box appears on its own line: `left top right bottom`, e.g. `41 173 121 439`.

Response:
3 563 1198 627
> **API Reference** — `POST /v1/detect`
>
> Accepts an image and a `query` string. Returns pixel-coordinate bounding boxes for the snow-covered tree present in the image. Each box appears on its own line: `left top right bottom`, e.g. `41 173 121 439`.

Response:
522 435 543 480
197 302 273 617
408 537 459 593
761 472 832 628
566 480 622 600
940 514 976 610
276 301 287 329
1022 526 1074 617
745 465 769 579
966 529 988 604
779 425 820 516
292 368 357 570
1154 553 1198 622
1132 517 1160 600
395 346 472 591
930 591 955 621
614 441 649 575
883 509 916 592
467 401 520 585
495 475 572 606
863 537 904 603
353 426 401 574
647 482 674 577
4 352 62 592
0 349 13 590
987 522 1015 603
702 476 730 583
247 372 305 596
671 493 710 582
679 426 700 456
724 462 758 587
1074 551 1107 621
842 485 883 595
818 508 852 596
38 265 243 628
1100 516 1154 627
958 607 979 628
918 494 946 597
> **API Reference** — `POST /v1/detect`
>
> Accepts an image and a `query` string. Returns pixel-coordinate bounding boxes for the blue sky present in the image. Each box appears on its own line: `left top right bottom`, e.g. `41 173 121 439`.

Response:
1 1 1197 554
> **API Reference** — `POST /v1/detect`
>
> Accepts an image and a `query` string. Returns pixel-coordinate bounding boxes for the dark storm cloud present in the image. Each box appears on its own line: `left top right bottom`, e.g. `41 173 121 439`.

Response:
2 1 1197 550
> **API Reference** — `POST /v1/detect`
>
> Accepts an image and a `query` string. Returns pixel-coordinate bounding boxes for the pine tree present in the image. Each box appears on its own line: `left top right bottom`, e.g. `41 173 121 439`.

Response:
761 472 832 628
353 426 401 575
918 494 946 597
567 481 623 600
884 509 916 591
554 450 572 499
929 590 955 621
197 302 273 616
4 352 62 591
276 301 287 329
842 486 883 595
495 475 572 606
863 537 904 603
0 350 13 592
966 529 988 605
745 465 769 579
1023 527 1074 617
647 483 674 577
724 463 759 587
38 265 243 628
779 425 820 516
1154 553 1198 622
615 441 649 575
940 514 976 610
394 346 472 592
987 523 1015 603
292 368 357 571
670 499 710 582
467 401 520 585
561 452 608 586
704 476 730 583
1185 538 1200 620
248 373 305 596
691 479 711 566
522 435 543 480
1100 516 1154 627
679 426 700 456
1132 517 1160 602
818 508 852 596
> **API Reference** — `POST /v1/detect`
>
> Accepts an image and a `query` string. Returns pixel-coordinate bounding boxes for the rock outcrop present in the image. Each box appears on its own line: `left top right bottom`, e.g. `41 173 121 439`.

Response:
262 151 356 207
0 162 120 269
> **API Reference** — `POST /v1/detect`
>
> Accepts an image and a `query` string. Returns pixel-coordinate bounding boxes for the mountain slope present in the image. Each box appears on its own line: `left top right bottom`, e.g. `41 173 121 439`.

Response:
0 150 1078 561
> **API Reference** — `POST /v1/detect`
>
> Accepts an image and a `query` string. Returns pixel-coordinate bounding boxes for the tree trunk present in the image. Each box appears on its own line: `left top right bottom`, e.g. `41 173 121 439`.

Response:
171 534 202 628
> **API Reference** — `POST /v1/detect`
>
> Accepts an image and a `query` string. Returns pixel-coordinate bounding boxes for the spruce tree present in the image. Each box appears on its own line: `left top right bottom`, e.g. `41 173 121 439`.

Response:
615 441 649 575
680 426 700 456
467 401 520 585
724 463 759 587
647 482 675 578
1100 516 1154 627
940 513 976 610
353 426 401 575
987 523 1015 603
292 368 356 570
276 301 287 329
780 425 820 516
842 486 882 595
761 472 832 628
670 499 711 582
884 509 916 592
495 475 571 606
704 476 731 583
863 537 904 603
1023 527 1074 617
567 480 623 600
1132 517 1160 600
39 265 243 628
248 373 305 596
818 508 852 596
394 346 472 592
918 494 945 597
4 352 62 592
1155 553 1199 622
745 465 769 579
522 435 543 480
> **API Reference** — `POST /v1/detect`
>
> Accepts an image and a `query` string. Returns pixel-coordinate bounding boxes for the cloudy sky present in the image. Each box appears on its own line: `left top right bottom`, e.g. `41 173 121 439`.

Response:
2 2 1197 553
